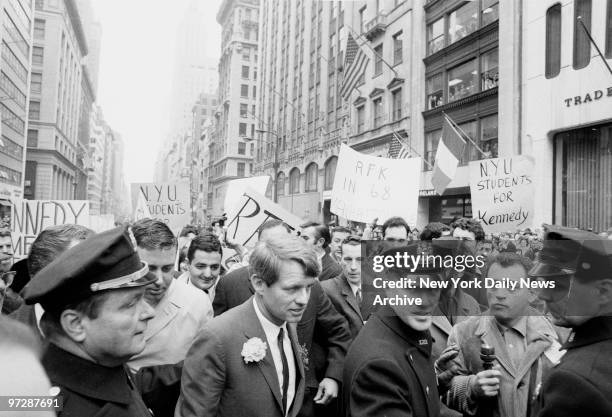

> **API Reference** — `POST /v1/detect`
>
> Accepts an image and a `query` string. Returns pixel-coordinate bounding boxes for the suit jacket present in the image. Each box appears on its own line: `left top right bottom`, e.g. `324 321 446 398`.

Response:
537 316 612 417
175 297 306 417
446 310 559 417
320 274 369 341
319 252 343 282
42 343 152 417
128 280 213 371
213 266 351 388
343 306 440 417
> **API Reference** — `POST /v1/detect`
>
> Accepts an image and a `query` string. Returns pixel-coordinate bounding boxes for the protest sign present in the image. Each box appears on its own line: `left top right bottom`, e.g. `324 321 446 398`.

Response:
225 188 303 246
469 155 535 233
330 144 421 224
10 200 90 260
130 182 190 233
89 214 116 233
224 176 270 218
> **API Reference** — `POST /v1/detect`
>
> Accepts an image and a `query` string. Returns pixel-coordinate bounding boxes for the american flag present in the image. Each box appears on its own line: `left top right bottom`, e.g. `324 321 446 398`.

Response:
387 132 410 159
340 34 369 101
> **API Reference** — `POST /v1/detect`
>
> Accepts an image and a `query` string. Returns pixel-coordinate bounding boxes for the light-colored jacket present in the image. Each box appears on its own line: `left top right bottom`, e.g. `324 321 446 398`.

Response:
445 310 562 417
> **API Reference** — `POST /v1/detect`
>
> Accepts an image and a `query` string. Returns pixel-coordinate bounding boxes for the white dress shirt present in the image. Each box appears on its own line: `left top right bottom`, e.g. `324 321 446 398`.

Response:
177 271 218 302
253 297 296 415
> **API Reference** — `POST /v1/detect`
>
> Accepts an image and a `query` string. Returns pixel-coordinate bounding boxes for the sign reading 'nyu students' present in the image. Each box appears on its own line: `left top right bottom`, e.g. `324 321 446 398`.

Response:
130 182 190 233
10 200 90 259
330 144 420 225
469 156 535 233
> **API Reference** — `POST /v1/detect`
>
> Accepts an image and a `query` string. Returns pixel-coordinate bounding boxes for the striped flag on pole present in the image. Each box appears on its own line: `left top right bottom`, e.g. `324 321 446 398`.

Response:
388 132 410 159
431 115 467 195
340 34 369 101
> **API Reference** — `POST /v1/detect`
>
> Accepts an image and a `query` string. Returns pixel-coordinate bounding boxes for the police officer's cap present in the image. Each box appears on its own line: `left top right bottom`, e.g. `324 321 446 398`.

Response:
528 224 612 280
23 226 155 311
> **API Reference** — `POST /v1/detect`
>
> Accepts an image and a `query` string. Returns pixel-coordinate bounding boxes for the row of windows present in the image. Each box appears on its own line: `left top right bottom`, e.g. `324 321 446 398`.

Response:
355 87 404 134
545 0 612 78
0 134 23 161
0 163 21 186
0 71 26 109
240 84 256 98
239 102 256 118
1 101 24 134
4 11 29 58
275 157 338 196
2 41 28 83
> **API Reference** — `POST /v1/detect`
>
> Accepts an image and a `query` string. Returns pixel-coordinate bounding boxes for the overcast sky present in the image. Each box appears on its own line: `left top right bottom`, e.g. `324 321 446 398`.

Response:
91 0 222 184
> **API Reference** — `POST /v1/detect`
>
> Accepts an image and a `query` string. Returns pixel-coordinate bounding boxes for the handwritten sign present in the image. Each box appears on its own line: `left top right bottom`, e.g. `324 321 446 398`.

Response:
130 182 190 233
10 200 90 260
469 156 535 233
225 188 304 247
330 144 420 224
224 176 270 218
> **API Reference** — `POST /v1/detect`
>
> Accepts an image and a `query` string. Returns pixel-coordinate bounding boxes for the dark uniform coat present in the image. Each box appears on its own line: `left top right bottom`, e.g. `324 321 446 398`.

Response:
321 274 371 341
42 343 152 417
537 316 612 417
343 306 440 417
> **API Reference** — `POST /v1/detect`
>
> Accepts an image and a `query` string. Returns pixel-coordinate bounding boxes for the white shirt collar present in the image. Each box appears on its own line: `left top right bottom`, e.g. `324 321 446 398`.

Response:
253 297 287 335
348 281 361 298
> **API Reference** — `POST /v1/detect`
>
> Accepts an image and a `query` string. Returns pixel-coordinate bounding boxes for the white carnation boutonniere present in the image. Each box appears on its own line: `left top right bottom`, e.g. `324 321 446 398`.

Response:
242 337 268 364
297 343 309 370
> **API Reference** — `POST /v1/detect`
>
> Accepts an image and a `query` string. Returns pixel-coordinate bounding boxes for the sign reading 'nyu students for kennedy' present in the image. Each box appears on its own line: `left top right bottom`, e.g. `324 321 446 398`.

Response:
331 144 421 225
469 156 535 233
130 182 190 233
10 200 90 259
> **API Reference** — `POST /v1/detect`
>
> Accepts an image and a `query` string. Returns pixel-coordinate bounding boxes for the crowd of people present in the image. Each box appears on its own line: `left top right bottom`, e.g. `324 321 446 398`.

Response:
0 213 610 417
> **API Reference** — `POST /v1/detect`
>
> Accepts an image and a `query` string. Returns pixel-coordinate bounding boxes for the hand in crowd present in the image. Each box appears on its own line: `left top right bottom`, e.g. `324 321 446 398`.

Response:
469 367 502 398
313 377 339 405
434 344 461 388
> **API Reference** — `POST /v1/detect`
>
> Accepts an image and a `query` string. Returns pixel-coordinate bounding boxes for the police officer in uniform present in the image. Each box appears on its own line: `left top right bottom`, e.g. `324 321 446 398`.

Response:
22 226 158 417
343 241 455 417
528 225 612 417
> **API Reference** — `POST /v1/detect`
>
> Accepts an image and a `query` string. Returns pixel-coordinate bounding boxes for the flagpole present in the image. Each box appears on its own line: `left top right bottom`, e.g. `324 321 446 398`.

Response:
577 16 612 77
442 112 488 158
346 25 398 78
391 129 433 170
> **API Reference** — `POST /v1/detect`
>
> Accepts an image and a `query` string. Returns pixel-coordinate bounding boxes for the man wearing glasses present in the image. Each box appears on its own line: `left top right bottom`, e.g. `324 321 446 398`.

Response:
179 233 223 302
528 225 612 417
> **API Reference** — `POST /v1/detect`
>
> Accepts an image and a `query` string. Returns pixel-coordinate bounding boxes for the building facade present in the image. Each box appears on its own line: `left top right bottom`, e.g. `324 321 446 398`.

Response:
86 103 104 214
1 0 34 201
25 0 87 200
523 0 612 232
210 0 259 216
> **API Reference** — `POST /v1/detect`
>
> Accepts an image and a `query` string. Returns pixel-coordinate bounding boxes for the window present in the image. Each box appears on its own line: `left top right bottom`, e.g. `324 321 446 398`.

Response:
237 162 245 177
457 121 476 165
573 0 592 69
606 0 612 57
240 103 248 117
305 163 318 191
277 172 285 196
27 129 38 147
30 72 42 94
481 49 498 90
424 129 441 171
357 106 365 133
392 88 402 121
374 44 383 76
393 31 403 64
289 168 300 194
359 6 366 33
241 84 249 97
0 71 26 108
4 15 29 57
447 59 477 102
1 103 24 134
479 114 498 160
32 46 44 65
34 19 45 39
238 142 246 154
239 123 247 136
324 156 337 190
427 18 444 55
35 0 43 8
426 74 443 109
242 47 250 61
482 0 499 27
448 2 478 44
28 100 40 120
546 4 562 78
241 65 249 79
3 42 28 82
252 86 256 98
373 97 384 128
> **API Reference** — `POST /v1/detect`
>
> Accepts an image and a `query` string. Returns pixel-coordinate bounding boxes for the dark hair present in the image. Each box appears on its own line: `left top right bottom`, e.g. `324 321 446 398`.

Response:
332 226 352 236
419 222 451 241
482 252 533 279
0 228 11 238
28 224 95 276
131 218 177 250
187 233 223 261
257 219 291 239
0 316 42 355
450 218 485 242
180 225 199 237
382 216 410 237
301 221 332 248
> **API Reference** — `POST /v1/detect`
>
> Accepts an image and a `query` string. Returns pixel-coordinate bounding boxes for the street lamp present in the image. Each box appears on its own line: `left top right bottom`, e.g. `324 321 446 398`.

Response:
247 129 280 203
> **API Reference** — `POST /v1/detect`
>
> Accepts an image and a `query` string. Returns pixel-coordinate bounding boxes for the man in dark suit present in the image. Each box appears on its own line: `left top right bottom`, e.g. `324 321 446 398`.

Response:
321 235 370 341
300 221 342 282
214 225 351 417
343 241 454 417
529 225 612 417
176 234 320 417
